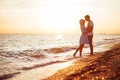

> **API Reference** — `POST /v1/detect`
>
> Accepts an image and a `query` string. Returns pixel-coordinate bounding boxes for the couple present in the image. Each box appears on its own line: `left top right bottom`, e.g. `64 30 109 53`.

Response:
73 15 94 57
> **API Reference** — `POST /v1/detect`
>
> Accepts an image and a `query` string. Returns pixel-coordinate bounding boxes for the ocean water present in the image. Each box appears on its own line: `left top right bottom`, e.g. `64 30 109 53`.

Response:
0 34 120 79
1 34 120 52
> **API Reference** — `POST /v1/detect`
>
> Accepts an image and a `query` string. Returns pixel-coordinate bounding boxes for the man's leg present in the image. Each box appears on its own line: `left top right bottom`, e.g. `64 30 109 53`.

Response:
88 35 93 55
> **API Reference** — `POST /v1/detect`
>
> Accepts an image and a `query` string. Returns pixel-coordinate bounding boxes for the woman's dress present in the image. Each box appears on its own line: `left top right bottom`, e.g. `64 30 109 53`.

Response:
79 25 89 44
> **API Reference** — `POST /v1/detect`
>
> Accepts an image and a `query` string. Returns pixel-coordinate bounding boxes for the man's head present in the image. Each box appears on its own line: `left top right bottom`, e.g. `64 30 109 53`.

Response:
85 15 90 21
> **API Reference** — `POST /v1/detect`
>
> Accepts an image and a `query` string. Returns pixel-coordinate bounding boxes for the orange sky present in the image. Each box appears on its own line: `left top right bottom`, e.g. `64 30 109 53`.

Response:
0 0 120 34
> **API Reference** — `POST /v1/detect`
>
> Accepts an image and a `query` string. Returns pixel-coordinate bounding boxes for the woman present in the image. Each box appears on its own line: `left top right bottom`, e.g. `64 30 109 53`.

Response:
73 19 89 57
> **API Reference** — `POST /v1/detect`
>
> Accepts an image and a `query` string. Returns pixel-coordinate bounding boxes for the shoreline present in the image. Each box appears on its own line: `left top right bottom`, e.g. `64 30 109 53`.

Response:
45 43 120 80
7 60 74 80
0 42 120 80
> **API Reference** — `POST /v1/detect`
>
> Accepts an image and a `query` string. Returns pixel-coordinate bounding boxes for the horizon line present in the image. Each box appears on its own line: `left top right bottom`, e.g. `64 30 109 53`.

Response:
0 33 120 35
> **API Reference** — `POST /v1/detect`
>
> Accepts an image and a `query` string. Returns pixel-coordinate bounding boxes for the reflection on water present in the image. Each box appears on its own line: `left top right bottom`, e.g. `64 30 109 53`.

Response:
56 34 63 40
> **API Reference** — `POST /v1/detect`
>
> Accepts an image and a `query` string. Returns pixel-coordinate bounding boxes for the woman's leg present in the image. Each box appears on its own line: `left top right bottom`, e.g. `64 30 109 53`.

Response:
73 45 81 57
79 44 84 57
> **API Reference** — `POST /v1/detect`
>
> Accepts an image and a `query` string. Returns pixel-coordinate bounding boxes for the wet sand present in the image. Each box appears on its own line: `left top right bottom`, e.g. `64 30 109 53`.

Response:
8 61 74 80
45 43 120 80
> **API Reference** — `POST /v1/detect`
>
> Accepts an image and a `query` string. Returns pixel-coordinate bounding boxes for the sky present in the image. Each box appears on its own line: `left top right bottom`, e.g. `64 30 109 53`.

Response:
0 0 120 34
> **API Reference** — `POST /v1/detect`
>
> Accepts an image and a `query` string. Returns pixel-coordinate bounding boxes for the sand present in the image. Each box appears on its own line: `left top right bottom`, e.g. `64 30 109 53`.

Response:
45 43 120 80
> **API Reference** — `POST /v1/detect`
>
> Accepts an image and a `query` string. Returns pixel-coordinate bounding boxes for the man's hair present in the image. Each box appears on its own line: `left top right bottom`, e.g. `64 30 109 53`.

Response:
85 15 90 19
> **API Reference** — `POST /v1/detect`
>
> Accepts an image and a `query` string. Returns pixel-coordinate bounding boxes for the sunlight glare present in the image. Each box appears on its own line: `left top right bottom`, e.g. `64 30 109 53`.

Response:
56 34 63 40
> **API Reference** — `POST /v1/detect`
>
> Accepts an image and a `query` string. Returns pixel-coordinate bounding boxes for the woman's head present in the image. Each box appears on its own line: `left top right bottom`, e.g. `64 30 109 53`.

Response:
79 19 85 25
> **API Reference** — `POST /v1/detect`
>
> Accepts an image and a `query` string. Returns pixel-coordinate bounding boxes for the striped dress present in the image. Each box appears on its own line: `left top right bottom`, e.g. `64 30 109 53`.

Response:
79 25 89 44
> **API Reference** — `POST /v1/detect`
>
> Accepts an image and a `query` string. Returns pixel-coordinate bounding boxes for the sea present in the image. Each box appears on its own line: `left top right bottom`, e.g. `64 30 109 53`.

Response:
0 34 120 79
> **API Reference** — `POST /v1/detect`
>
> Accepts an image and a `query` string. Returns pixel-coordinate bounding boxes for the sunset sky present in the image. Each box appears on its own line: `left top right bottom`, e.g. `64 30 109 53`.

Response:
0 0 120 34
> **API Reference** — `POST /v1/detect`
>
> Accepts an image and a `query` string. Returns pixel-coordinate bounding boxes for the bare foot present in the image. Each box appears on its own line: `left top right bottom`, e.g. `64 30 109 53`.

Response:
73 53 76 58
90 53 94 55
79 56 82 58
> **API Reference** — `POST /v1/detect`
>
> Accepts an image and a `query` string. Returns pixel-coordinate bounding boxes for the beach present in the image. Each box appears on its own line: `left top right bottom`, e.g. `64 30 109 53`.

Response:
3 42 120 80
45 43 120 80
0 34 120 80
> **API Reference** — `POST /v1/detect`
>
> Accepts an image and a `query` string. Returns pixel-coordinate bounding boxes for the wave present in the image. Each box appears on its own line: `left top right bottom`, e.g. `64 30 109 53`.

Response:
21 60 67 71
0 72 20 80
43 46 76 54
0 46 75 61
104 37 120 40
21 56 75 71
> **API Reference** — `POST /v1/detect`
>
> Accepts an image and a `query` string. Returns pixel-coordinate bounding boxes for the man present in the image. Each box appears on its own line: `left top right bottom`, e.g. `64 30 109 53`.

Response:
84 15 94 55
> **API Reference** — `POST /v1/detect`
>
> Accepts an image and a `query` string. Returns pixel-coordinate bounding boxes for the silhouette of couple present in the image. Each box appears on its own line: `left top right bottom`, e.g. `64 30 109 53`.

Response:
73 15 94 57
